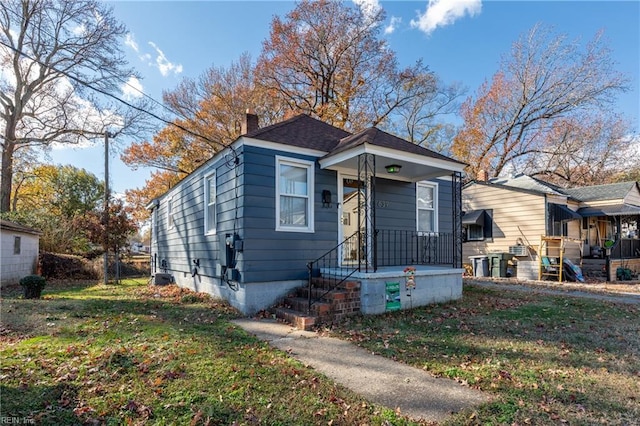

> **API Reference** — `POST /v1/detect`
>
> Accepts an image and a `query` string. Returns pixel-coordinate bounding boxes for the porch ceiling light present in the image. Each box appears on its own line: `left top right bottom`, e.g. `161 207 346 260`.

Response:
385 164 402 174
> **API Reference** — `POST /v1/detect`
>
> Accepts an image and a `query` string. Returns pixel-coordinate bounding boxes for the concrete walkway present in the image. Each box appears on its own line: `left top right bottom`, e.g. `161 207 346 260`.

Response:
232 318 489 424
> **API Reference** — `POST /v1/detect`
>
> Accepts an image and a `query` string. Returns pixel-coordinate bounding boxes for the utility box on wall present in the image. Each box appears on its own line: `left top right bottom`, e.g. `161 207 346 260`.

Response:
153 273 173 285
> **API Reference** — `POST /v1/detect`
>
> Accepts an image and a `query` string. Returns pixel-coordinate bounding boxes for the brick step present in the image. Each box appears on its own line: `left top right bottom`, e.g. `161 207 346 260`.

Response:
274 307 317 331
283 296 332 316
310 277 360 291
296 286 351 302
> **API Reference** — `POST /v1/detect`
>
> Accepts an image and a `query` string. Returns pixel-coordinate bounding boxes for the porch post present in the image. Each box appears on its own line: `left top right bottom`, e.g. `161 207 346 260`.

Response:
357 153 376 272
452 171 463 268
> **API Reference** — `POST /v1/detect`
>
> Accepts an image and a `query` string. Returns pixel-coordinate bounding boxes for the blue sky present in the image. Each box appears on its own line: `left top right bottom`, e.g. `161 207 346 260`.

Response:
49 0 640 195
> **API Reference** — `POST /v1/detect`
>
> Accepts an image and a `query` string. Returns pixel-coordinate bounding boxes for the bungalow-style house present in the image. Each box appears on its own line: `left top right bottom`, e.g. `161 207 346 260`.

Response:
462 175 640 281
0 219 41 286
148 113 467 320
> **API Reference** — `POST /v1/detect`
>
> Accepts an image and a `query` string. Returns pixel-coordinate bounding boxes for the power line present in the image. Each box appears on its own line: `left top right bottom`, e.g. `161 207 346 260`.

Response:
0 39 234 155
1 4 196 128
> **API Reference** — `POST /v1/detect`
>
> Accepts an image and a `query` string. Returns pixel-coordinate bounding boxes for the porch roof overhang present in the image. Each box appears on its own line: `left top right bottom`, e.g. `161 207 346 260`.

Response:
577 203 640 217
318 142 466 182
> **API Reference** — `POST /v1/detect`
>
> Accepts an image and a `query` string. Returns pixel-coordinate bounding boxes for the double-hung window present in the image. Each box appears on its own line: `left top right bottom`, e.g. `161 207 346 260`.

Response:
276 156 314 232
417 182 438 233
204 173 216 235
167 196 175 229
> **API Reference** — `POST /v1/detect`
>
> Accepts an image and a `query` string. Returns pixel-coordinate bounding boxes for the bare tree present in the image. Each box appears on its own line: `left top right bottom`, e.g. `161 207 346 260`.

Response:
0 0 151 212
525 113 634 186
453 24 630 182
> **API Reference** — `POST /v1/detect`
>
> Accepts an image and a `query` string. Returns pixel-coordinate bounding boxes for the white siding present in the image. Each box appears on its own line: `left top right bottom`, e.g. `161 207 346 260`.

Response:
624 185 640 206
1 230 39 286
462 184 546 262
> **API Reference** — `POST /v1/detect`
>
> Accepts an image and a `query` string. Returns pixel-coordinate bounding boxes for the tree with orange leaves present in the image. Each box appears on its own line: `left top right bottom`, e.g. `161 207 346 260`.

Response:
255 0 459 134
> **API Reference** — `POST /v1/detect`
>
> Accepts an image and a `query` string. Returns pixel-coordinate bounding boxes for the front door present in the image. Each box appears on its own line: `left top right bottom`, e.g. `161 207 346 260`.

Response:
339 176 370 265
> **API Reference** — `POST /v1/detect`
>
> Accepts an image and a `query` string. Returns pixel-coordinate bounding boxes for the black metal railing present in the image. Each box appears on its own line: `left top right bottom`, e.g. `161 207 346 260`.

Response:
307 231 361 313
375 230 455 267
611 238 640 259
307 230 456 312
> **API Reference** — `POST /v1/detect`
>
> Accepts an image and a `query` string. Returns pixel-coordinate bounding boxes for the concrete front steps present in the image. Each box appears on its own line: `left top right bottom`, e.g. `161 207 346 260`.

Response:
274 277 361 330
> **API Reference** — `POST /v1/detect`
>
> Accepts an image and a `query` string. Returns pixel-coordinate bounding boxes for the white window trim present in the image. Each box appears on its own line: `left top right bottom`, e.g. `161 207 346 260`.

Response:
167 196 175 229
204 172 217 235
275 156 315 233
416 181 438 234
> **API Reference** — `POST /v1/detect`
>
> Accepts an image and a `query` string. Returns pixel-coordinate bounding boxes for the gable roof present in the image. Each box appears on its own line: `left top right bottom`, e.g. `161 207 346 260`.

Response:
244 114 351 152
328 127 466 165
487 174 566 196
563 182 639 203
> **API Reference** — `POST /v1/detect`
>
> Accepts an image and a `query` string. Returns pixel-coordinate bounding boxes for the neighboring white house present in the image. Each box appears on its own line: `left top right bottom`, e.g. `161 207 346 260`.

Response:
1 220 41 286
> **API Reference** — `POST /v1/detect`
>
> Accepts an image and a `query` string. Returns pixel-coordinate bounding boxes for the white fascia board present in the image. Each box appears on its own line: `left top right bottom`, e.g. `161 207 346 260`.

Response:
319 143 465 173
367 144 466 172
240 136 327 157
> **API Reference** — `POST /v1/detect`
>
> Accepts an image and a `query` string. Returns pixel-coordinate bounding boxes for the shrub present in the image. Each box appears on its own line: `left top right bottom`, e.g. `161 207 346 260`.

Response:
39 252 98 280
19 275 46 299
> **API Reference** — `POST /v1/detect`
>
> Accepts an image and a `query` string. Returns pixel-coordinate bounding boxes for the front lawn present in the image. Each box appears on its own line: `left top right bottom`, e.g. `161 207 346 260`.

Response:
1 279 413 425
328 284 640 425
2 280 638 425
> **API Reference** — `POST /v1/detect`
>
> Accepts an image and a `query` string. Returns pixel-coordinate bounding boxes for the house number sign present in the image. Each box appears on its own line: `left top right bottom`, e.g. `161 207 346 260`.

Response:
377 200 389 208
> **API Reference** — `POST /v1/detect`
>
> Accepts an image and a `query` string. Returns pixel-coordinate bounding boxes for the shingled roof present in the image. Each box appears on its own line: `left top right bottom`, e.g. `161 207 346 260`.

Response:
0 219 41 235
328 127 465 165
563 182 639 202
245 114 464 166
485 174 567 196
244 114 350 152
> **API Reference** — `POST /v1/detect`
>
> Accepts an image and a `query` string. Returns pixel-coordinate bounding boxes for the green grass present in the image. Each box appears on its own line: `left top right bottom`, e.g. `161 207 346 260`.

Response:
2 280 638 425
1 280 416 425
329 284 640 425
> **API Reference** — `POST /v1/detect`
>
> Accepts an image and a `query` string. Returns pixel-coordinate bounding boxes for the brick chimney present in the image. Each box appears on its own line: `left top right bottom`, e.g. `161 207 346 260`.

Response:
241 109 259 135
477 169 488 182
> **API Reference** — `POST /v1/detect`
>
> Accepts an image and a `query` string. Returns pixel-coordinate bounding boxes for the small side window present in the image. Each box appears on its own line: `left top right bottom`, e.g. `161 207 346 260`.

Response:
14 236 21 254
204 173 216 235
167 196 175 229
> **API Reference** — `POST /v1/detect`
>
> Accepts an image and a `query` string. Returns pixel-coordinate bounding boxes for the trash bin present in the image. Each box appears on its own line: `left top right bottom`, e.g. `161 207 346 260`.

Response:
469 255 489 277
487 252 511 278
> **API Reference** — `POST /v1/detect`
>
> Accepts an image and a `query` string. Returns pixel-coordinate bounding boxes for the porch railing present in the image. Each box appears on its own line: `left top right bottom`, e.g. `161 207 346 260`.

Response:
306 231 361 313
610 238 640 259
307 229 456 312
375 230 455 267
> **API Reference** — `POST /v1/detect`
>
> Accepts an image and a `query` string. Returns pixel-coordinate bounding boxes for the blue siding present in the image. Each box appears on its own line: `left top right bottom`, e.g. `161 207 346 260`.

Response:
240 145 339 281
153 142 458 285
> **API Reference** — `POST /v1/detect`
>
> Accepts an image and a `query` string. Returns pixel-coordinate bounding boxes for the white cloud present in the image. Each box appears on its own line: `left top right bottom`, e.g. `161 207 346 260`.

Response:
353 0 382 24
385 16 402 35
148 41 183 77
410 0 482 35
125 33 139 53
121 75 143 100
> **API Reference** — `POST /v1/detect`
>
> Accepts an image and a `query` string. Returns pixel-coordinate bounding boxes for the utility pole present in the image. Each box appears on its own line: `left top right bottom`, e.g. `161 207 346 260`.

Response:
103 131 111 285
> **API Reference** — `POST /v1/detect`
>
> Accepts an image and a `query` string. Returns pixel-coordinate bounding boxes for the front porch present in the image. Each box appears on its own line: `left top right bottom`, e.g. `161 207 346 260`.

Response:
303 228 463 324
322 265 463 315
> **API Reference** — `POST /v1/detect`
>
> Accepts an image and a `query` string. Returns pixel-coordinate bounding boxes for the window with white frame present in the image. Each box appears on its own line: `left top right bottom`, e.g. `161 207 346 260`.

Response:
167 196 175 229
276 156 314 232
417 182 438 233
204 173 216 234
